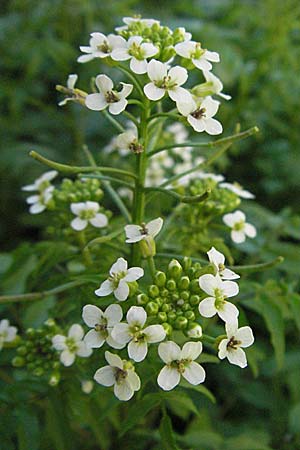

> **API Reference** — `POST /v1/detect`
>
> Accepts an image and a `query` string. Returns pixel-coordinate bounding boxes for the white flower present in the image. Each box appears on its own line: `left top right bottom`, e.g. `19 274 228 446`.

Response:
70 201 108 231
78 32 126 63
203 70 231 100
174 41 220 71
199 274 239 323
22 170 58 192
58 74 79 106
207 247 239 280
26 186 54 214
115 17 160 32
144 60 191 103
52 324 92 367
82 304 123 349
219 182 255 199
111 36 158 74
218 319 254 368
85 74 133 115
0 319 17 350
111 306 166 362
94 351 141 401
157 341 205 391
125 217 163 243
197 172 224 182
177 96 222 135
116 127 143 154
95 257 144 302
223 210 257 244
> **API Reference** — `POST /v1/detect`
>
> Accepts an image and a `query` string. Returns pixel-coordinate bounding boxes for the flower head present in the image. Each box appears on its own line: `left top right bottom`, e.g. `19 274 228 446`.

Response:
223 210 257 244
95 257 144 301
78 32 126 63
218 319 254 368
116 127 143 154
219 182 255 199
207 247 239 280
0 319 17 350
94 351 141 401
70 201 108 231
157 341 205 391
198 274 239 322
144 60 191 103
174 41 219 71
111 306 166 362
111 36 158 74
26 186 54 214
125 217 163 243
52 324 92 367
82 304 123 349
177 96 222 135
22 170 58 192
85 74 133 115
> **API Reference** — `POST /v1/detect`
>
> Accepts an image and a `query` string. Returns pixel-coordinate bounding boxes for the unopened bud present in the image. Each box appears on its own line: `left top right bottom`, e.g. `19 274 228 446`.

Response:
168 259 183 279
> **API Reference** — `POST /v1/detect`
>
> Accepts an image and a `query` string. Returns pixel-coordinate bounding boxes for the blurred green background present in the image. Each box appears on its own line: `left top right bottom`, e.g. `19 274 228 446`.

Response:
1 1 300 449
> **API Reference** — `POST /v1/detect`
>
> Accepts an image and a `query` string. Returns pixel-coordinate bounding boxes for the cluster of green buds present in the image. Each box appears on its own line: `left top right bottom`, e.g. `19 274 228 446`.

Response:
52 177 104 206
12 319 61 386
137 258 211 336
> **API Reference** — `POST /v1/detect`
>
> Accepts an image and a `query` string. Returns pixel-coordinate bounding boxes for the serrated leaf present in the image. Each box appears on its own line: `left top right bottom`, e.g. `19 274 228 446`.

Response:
120 393 161 436
159 411 179 450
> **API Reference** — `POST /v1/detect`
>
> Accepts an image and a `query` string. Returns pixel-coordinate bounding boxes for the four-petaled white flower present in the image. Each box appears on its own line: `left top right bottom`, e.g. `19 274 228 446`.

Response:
144 60 191 103
78 32 126 63
52 324 92 367
85 74 133 115
111 36 158 74
22 170 58 192
70 201 108 231
207 247 239 280
199 274 239 322
0 319 17 350
95 257 144 302
223 210 257 244
94 351 141 401
218 319 254 368
174 41 220 71
116 127 142 154
219 182 255 199
26 186 54 214
177 96 222 135
157 341 205 391
111 306 166 362
125 217 163 243
82 304 124 349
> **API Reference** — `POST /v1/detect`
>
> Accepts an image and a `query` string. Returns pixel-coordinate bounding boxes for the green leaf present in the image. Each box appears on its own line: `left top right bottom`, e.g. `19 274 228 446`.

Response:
165 390 201 417
22 295 55 328
159 411 179 450
180 380 216 404
120 393 161 436
289 293 300 331
289 403 300 434
16 407 40 450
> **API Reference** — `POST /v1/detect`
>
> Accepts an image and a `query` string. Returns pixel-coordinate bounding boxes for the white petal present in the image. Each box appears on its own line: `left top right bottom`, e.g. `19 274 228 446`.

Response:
144 83 165 101
227 348 247 368
94 366 115 386
52 335 66 351
84 329 105 348
169 87 191 103
110 257 128 275
71 217 87 231
177 99 195 117
105 351 123 368
244 223 257 238
67 74 78 89
146 217 163 237
114 379 134 401
126 306 147 327
157 366 180 391
119 83 133 98
125 224 143 243
174 41 195 58
95 74 113 93
199 274 217 295
204 118 223 135
60 349 75 367
147 59 167 81
124 267 144 282
109 99 127 115
217 301 239 323
76 341 93 357
236 326 254 347
95 279 113 297
127 370 141 391
114 281 129 301
223 213 235 228
82 304 103 327
77 54 95 63
142 42 158 58
128 340 148 362
218 339 229 359
221 268 240 280
204 50 220 62
22 183 36 192
158 341 181 364
225 320 239 338
143 325 166 343
26 195 39 204
106 333 126 349
111 323 131 344
193 57 212 71
231 230 246 244
181 341 202 360
85 93 107 111
222 280 239 298
111 48 130 61
68 324 84 341
104 304 123 325
207 246 225 267
85 201 99 212
29 202 46 214
199 297 217 318
130 58 148 74
4 327 17 342
70 202 85 215
182 362 206 385
168 66 188 86
108 34 127 49
187 116 206 133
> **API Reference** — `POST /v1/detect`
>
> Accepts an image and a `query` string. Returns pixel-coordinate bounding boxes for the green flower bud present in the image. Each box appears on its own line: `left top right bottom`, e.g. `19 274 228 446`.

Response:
155 297 164 307
17 346 27 356
184 310 195 321
12 356 25 367
168 311 177 322
190 279 201 293
146 301 159 316
158 312 168 323
166 279 177 291
190 295 201 306
161 303 171 313
162 322 173 336
175 316 188 329
49 372 61 387
26 328 35 339
182 257 192 271
27 362 36 371
178 276 190 290
154 271 167 287
137 293 149 305
161 288 169 298
139 236 156 258
167 259 183 279
33 367 44 377
181 303 190 312
186 323 203 338
148 284 160 298
181 291 190 301
128 281 138 297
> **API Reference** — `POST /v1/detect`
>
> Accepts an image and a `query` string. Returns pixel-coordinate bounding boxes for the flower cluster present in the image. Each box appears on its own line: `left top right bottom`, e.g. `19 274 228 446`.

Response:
22 170 57 214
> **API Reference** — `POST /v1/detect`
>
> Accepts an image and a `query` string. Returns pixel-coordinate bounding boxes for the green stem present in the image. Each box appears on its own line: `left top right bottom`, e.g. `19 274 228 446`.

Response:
29 150 137 179
85 228 125 249
144 187 211 204
229 256 284 272
81 173 134 189
200 334 216 345
101 110 125 133
118 65 144 98
122 110 140 127
77 230 93 266
147 256 156 280
147 112 181 123
149 126 259 157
